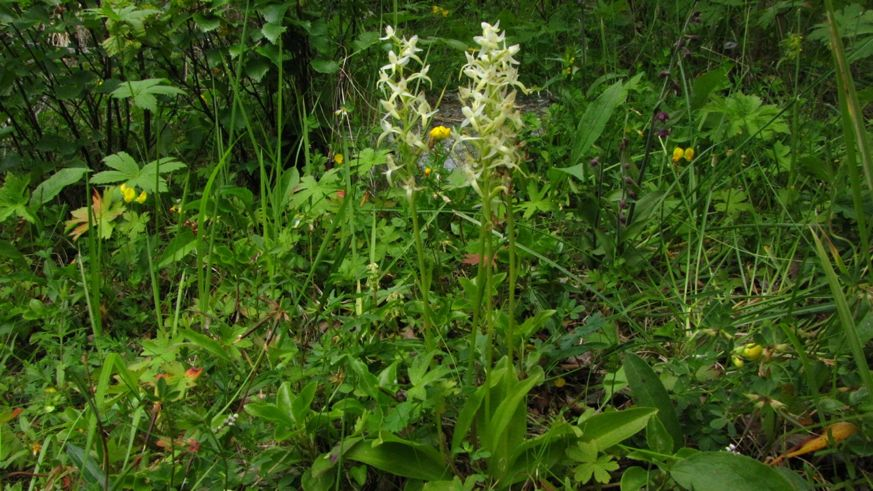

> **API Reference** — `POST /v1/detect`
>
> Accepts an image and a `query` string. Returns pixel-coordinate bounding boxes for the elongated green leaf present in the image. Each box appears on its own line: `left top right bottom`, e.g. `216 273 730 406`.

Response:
292 382 317 424
30 167 89 207
578 407 657 450
157 228 196 269
485 366 544 452
66 444 108 486
245 402 293 425
623 353 683 450
451 377 488 452
181 328 230 362
671 452 799 491
346 437 449 481
567 81 628 169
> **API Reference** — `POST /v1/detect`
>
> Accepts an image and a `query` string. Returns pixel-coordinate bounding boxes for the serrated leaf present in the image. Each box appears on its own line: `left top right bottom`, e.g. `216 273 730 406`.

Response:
193 13 220 32
262 22 285 44
0 174 35 223
110 79 185 112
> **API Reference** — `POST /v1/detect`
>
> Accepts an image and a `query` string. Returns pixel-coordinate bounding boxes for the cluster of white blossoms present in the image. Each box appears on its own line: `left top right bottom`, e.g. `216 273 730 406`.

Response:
456 22 525 194
377 26 436 191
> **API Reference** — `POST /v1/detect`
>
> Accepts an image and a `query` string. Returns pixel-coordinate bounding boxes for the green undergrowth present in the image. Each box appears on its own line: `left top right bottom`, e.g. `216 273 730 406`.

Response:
1 1 873 489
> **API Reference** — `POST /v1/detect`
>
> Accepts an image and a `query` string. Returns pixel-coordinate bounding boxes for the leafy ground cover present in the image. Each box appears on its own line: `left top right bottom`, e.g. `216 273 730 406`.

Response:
2 0 873 489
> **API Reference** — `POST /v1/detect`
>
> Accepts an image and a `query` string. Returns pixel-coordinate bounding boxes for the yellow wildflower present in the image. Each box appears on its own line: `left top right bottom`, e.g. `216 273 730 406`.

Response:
672 147 684 163
334 153 344 165
684 147 695 161
135 191 148 204
742 343 763 361
429 125 451 142
424 166 432 177
553 377 566 388
120 183 136 203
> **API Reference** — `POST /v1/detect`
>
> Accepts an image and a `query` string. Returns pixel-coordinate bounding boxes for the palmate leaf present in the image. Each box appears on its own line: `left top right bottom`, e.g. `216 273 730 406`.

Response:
110 79 185 112
91 152 186 193
65 190 125 241
0 174 35 223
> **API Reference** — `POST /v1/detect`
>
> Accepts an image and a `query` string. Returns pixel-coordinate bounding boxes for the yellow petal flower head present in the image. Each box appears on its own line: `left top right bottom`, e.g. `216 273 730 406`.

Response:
672 147 684 163
684 147 695 161
135 191 148 204
429 125 451 142
120 183 136 203
424 166 432 177
334 153 344 165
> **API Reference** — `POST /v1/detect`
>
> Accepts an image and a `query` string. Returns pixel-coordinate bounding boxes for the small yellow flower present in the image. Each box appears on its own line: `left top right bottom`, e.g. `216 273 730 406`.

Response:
31 442 42 456
429 125 451 142
672 147 684 163
742 343 763 361
424 166 432 177
120 183 136 203
135 191 148 204
684 147 695 161
334 153 344 165
553 377 567 388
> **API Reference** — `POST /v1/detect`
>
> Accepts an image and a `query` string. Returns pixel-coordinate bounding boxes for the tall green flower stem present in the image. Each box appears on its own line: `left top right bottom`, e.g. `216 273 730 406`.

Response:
469 174 495 384
407 188 434 351
376 26 438 346
504 185 518 367
457 22 525 380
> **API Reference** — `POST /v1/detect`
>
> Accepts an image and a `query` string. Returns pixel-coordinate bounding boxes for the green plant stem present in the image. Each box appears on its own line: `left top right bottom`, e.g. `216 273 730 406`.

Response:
504 189 518 368
408 189 434 352
811 227 873 397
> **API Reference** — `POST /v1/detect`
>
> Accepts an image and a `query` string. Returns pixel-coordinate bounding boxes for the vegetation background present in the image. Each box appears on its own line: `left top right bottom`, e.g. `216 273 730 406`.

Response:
1 0 872 489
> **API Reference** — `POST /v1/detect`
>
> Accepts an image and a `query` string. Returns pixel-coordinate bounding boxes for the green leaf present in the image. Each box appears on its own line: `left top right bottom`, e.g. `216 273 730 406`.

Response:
691 65 732 110
193 13 221 32
30 167 89 207
262 22 285 44
670 452 800 491
0 174 35 223
311 59 340 74
483 366 544 452
244 402 292 426
66 444 108 486
292 381 317 424
569 80 628 168
620 466 650 491
181 328 231 362
554 163 587 181
578 407 657 450
157 228 196 269
623 353 683 451
0 241 24 262
352 31 380 52
345 436 449 481
110 79 185 112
